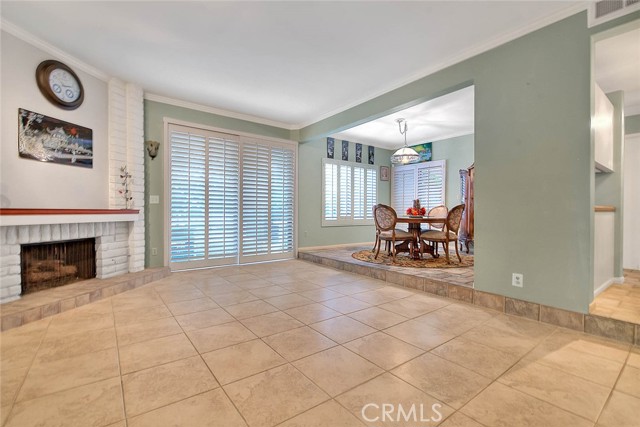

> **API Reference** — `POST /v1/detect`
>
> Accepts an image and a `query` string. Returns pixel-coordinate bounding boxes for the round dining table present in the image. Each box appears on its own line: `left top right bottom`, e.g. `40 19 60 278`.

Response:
395 216 446 259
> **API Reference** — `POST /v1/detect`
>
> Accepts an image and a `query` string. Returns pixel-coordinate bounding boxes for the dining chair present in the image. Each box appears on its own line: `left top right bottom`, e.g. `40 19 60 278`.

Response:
373 204 414 261
420 204 465 264
422 205 448 255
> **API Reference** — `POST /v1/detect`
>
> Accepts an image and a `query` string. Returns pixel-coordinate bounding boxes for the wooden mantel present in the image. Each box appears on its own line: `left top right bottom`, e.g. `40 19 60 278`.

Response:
0 208 140 227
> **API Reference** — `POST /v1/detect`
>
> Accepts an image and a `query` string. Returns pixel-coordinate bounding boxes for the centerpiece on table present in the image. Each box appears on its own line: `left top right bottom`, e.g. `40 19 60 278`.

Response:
406 199 426 217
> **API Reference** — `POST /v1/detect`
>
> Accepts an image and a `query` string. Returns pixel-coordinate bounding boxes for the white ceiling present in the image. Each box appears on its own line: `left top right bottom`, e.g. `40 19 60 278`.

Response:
331 86 474 149
594 27 640 116
1 1 585 129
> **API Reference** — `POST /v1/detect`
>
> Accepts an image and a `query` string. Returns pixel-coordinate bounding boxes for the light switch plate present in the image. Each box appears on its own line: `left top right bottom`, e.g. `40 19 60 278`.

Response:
149 195 160 204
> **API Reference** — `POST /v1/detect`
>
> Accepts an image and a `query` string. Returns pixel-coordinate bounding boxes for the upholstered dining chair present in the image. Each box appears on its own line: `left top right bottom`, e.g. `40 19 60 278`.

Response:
422 205 448 255
420 204 465 264
373 204 414 262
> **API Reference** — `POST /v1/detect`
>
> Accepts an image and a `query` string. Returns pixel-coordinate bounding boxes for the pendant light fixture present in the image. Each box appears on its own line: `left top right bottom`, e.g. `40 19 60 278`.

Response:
390 118 419 164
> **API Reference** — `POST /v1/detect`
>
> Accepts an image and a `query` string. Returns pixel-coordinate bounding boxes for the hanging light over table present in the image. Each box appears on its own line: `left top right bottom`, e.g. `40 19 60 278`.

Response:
390 118 419 164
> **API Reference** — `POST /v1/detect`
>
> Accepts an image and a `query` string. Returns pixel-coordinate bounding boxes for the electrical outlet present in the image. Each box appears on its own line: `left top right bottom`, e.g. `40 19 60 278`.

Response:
151 248 158 256
149 195 160 204
512 273 523 288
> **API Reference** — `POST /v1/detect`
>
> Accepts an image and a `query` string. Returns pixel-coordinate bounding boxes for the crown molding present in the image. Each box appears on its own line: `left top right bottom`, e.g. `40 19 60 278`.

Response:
144 93 296 130
1 18 110 81
295 3 589 129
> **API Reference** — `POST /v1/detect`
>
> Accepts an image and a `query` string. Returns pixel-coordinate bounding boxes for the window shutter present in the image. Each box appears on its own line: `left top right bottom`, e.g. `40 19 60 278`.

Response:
339 165 352 218
321 158 376 226
353 167 365 220
365 168 377 220
241 141 271 257
169 128 207 263
324 162 338 221
417 162 445 210
392 166 415 214
270 146 295 254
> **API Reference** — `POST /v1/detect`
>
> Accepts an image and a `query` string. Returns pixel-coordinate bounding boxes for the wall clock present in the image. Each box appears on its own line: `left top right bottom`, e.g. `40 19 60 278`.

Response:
35 60 84 110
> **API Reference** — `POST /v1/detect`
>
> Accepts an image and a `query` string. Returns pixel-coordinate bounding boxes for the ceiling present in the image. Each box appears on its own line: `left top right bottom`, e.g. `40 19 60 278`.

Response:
1 1 584 129
594 27 640 116
331 86 474 149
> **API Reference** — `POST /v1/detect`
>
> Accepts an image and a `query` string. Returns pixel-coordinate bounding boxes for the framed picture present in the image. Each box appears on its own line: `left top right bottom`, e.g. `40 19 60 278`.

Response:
380 166 390 181
326 137 335 159
341 140 349 161
355 143 362 163
410 142 433 162
18 108 93 168
368 146 375 164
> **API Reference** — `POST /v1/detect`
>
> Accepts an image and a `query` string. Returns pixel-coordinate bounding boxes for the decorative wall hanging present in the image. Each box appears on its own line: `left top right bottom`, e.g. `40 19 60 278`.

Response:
36 60 84 110
326 137 335 159
368 146 375 164
341 140 349 161
380 165 390 181
18 108 93 168
355 143 362 163
145 140 160 159
410 142 433 162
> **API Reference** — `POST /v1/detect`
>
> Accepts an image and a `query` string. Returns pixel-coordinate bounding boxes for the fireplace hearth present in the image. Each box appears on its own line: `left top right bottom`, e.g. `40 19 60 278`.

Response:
21 238 96 294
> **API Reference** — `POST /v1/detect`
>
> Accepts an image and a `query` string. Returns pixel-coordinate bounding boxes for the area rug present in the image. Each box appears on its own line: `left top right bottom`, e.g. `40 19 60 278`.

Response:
352 250 473 268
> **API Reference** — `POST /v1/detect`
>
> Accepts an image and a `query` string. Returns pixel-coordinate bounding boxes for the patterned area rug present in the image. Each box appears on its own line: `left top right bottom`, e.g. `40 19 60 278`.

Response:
352 249 474 268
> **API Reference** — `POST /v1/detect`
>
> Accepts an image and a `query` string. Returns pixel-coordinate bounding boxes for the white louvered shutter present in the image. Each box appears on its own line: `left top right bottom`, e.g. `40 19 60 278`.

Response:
323 162 338 221
241 141 271 258
416 162 445 210
339 165 352 219
392 165 415 214
365 168 377 220
270 146 295 254
353 166 365 220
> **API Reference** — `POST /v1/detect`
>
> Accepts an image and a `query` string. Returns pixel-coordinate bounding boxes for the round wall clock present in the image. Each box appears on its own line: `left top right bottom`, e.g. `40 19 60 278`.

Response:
35 60 84 110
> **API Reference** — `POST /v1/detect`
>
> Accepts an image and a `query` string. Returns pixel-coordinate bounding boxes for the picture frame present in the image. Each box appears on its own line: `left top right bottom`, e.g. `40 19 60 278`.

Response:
18 108 93 168
368 146 375 164
326 137 335 159
410 142 433 162
355 143 362 163
380 165 390 181
341 140 349 161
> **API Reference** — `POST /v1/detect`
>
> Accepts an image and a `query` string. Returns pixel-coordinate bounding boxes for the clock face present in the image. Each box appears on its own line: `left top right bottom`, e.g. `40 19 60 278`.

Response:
49 68 81 103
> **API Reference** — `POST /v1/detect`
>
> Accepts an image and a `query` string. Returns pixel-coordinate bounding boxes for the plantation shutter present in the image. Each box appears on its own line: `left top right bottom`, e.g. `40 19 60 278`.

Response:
353 167 365 220
323 162 338 221
392 166 415 214
339 165 352 219
365 168 377 220
416 162 445 210
270 146 295 254
169 127 207 264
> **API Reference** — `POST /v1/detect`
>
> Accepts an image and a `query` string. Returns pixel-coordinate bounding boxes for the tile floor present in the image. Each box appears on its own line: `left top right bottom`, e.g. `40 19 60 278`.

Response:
1 260 638 427
591 269 640 325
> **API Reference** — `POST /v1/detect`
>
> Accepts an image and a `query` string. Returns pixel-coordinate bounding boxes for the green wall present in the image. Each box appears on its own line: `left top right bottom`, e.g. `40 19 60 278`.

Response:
144 100 292 268
626 114 640 135
299 12 593 313
430 134 474 209
298 139 392 248
595 91 625 278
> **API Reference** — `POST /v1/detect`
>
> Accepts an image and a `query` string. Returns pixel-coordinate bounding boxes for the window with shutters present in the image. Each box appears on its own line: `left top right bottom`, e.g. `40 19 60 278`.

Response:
321 158 377 226
391 160 446 215
168 123 296 269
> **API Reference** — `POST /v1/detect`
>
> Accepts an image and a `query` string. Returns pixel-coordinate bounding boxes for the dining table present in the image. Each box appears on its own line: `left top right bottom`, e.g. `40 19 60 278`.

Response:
395 216 446 260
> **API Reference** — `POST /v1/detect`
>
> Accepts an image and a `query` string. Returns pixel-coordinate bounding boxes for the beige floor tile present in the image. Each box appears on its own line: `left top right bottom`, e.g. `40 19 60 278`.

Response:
327 282 381 295
248 285 292 299
498 360 611 421
224 364 328 427
430 337 520 378
628 348 640 368
202 339 286 385
166 297 219 316
483 314 556 340
224 273 261 283
1 365 29 408
321 296 372 314
349 289 400 305
384 320 455 350
240 312 304 338
17 347 119 401
186 321 257 353
279 281 322 292
278 400 365 427
122 355 219 417
119 333 197 374
298 288 345 302
294 346 383 396
113 305 172 327
224 300 279 320
536 328 630 363
263 294 314 310
263 326 337 361
111 291 165 312
234 279 275 291
174 307 235 331
5 377 124 427
440 412 484 427
210 290 260 306
379 296 449 318
524 345 624 387
310 316 376 344
116 317 182 346
460 324 541 357
1 404 11 426
415 303 495 335
461 382 592 427
348 307 408 329
285 303 341 324
127 388 247 427
46 310 115 338
35 327 117 363
158 288 207 303
392 353 492 409
345 332 424 370
597 390 640 427
615 365 640 398
336 372 454 427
